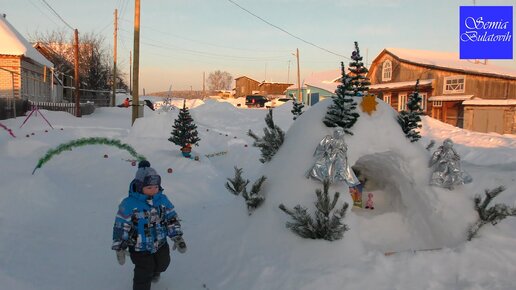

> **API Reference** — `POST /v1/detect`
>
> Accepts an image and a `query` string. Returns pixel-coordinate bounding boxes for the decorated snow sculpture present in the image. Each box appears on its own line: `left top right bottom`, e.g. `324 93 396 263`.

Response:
308 128 360 186
429 138 472 189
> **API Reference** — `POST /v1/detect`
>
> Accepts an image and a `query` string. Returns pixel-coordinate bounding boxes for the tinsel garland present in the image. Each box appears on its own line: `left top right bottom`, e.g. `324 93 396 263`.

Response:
0 123 16 138
32 137 146 174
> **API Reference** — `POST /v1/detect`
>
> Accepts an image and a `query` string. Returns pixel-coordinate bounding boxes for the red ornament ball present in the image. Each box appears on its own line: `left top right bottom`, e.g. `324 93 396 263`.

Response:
103 154 108 158
131 161 136 166
233 136 237 139
31 132 35 135
167 168 173 174
44 130 48 133
60 128 64 130
26 134 30 138
244 144 248 147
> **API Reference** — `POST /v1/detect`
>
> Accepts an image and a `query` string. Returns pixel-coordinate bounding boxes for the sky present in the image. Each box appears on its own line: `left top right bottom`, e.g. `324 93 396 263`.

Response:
0 95 515 289
2 0 516 93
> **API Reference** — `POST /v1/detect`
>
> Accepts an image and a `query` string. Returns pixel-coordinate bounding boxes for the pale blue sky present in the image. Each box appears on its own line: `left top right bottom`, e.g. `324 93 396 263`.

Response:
3 0 515 93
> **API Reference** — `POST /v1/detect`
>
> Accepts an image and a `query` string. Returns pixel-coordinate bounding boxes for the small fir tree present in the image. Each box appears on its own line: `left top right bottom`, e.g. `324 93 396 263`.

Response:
279 180 350 241
242 176 267 215
291 95 304 120
467 186 516 241
348 41 371 97
225 166 249 196
397 79 423 142
323 62 360 135
168 100 200 149
248 109 285 163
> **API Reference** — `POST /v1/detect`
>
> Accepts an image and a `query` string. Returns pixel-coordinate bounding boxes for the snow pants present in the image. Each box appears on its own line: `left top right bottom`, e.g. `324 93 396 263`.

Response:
130 244 171 290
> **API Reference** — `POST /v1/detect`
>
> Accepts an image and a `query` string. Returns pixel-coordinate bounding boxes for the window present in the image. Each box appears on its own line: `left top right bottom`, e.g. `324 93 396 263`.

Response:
419 93 427 112
443 75 465 94
382 60 392 82
383 93 391 105
398 93 407 111
432 101 442 107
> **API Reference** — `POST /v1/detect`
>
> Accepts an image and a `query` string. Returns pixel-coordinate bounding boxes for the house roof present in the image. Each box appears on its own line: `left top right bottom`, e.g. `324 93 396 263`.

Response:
287 69 341 93
0 16 53 68
235 76 259 82
376 48 516 80
369 79 434 90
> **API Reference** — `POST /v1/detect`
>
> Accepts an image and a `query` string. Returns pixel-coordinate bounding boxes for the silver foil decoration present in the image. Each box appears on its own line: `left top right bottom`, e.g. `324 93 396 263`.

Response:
429 138 472 190
308 128 360 186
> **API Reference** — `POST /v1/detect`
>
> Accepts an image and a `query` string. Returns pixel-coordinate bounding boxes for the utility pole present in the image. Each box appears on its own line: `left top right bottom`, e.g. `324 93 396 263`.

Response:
295 48 301 103
74 29 81 117
129 50 132 94
287 60 291 84
131 0 140 125
111 9 118 107
202 72 205 99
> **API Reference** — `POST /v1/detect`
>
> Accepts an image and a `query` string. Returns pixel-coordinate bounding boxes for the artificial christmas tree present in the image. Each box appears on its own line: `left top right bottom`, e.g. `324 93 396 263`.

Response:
397 79 423 142
323 62 360 135
348 41 371 97
248 109 285 163
169 100 200 157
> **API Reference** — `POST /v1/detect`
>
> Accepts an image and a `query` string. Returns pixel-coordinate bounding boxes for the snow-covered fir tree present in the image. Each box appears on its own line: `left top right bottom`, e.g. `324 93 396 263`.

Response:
323 62 360 135
279 180 350 241
291 95 304 120
225 166 249 196
248 109 285 163
397 79 423 142
348 41 371 97
242 176 267 215
468 186 516 241
168 100 200 148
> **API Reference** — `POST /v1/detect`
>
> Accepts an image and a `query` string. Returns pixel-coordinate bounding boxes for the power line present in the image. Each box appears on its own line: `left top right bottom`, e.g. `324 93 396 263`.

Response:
226 0 348 59
39 0 74 30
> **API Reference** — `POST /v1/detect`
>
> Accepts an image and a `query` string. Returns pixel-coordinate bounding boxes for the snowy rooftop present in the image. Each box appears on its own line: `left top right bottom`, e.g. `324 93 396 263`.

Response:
369 79 434 90
385 48 516 79
0 16 53 68
287 69 341 93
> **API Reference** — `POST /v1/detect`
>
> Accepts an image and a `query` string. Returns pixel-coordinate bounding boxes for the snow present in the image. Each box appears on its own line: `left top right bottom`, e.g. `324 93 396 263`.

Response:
429 95 474 101
463 99 516 106
385 48 516 79
0 96 515 290
0 16 53 68
369 79 434 90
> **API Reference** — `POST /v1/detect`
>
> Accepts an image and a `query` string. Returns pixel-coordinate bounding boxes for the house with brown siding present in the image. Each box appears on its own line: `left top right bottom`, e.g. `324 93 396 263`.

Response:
234 76 292 98
368 48 516 134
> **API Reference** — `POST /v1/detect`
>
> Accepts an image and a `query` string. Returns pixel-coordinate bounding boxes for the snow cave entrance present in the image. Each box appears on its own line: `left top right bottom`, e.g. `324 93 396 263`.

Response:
350 151 433 252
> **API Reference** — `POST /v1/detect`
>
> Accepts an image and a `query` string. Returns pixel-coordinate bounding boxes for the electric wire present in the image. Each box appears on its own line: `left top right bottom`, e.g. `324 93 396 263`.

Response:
39 0 74 30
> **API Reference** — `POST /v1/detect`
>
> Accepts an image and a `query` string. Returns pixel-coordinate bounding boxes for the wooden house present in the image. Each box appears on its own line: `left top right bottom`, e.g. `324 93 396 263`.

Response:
0 15 53 105
286 70 340 105
234 76 260 98
368 48 516 134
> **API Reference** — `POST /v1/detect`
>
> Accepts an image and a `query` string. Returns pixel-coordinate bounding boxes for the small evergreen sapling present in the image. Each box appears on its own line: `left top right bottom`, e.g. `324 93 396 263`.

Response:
242 176 267 214
225 166 249 195
467 186 516 241
248 109 285 163
397 79 423 142
224 166 267 215
169 100 201 149
323 62 360 135
291 95 304 120
279 180 350 241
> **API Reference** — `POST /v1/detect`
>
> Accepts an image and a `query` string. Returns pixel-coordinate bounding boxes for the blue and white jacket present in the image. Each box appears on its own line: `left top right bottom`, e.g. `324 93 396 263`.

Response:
112 181 182 253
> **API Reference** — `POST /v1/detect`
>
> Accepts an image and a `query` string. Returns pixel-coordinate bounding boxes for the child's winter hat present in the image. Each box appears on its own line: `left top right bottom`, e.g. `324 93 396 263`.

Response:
134 160 161 190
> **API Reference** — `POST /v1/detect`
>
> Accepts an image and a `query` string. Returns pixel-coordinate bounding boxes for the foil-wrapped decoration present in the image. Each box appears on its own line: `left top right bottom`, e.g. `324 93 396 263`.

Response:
308 128 360 186
429 138 472 190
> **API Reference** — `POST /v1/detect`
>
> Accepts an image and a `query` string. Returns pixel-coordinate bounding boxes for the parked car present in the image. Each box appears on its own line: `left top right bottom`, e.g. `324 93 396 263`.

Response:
245 95 268 108
265 97 292 108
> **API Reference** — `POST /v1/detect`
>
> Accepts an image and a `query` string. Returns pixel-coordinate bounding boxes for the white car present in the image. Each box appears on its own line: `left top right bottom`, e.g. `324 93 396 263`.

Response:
265 98 292 108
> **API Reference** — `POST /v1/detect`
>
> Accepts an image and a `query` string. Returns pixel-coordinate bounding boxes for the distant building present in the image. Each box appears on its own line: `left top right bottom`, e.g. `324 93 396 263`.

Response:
234 75 292 99
368 48 516 134
285 70 341 106
0 15 53 103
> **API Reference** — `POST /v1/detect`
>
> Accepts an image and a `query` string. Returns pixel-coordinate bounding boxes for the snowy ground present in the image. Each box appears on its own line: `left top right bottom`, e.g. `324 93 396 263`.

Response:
0 95 515 290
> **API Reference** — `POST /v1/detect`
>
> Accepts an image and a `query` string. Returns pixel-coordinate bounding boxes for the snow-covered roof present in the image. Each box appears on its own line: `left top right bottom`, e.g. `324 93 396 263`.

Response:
463 99 516 106
384 48 516 79
428 95 474 101
287 69 341 93
0 16 53 68
369 79 434 90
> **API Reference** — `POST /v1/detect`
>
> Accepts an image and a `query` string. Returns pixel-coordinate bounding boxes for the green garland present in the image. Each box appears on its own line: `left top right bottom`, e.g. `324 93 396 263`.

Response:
32 137 146 174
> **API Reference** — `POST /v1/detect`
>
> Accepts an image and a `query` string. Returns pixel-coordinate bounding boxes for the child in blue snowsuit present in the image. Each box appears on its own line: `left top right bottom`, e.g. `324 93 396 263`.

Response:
112 160 186 290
